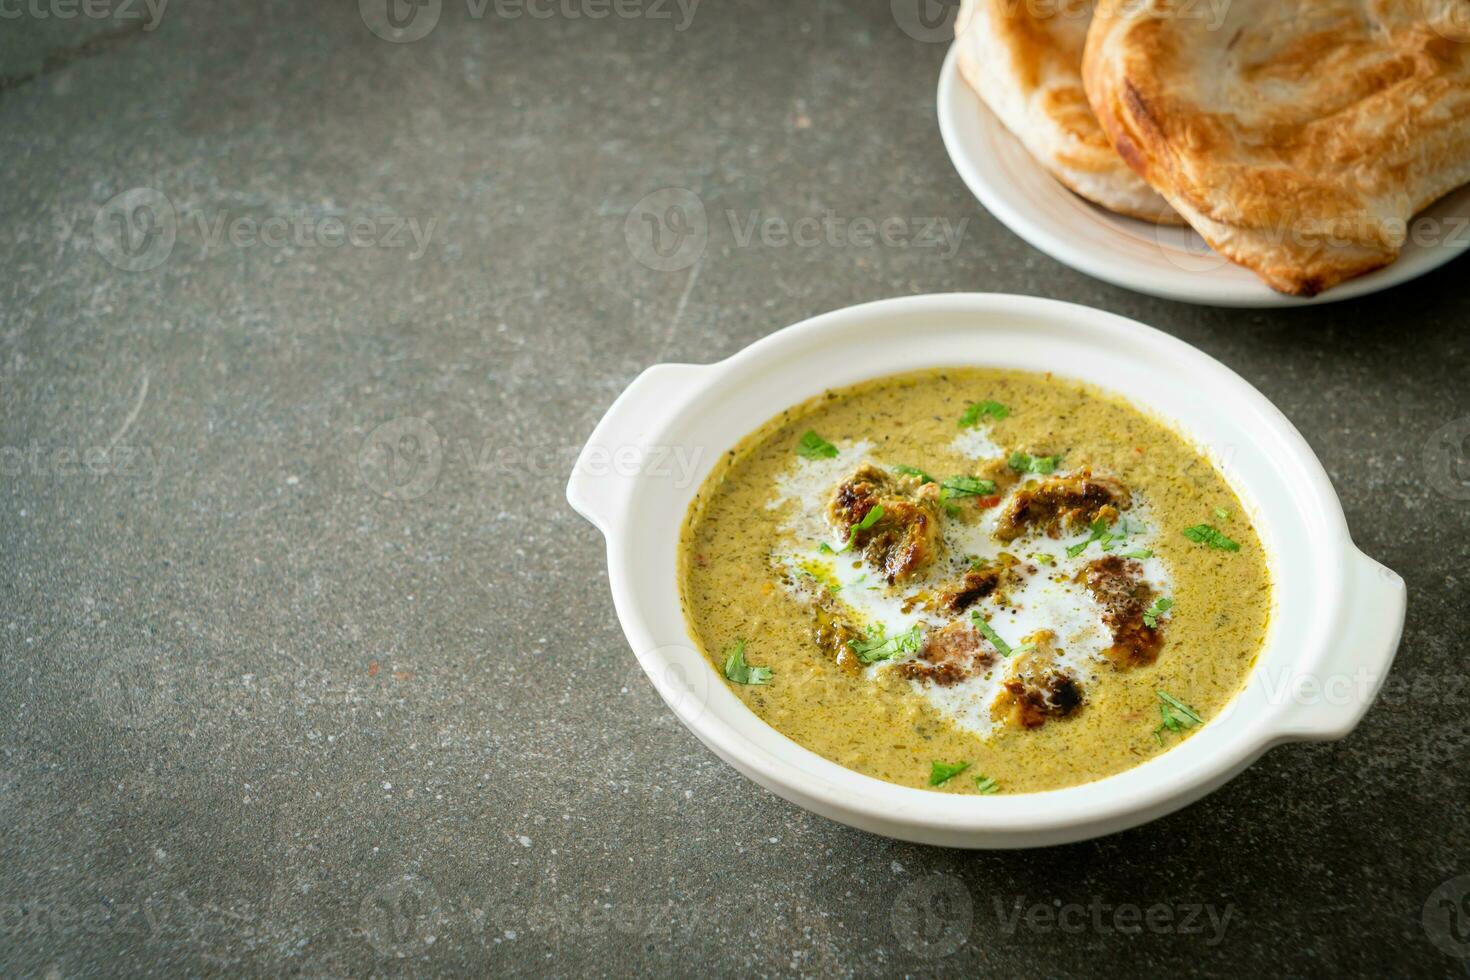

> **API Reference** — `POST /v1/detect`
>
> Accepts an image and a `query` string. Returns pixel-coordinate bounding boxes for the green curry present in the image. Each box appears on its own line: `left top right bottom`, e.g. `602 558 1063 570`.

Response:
678 368 1271 794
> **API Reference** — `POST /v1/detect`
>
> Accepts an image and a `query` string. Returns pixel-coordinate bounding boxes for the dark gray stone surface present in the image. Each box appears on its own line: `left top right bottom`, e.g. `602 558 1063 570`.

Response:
1 1 1467 976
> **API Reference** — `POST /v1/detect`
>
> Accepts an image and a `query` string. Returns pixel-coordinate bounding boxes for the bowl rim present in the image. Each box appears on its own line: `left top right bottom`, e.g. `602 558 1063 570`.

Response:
567 293 1405 846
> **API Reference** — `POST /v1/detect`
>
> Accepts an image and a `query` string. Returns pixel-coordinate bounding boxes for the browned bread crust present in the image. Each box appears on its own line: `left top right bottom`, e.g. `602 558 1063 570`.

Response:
1085 0 1470 296
956 0 1182 223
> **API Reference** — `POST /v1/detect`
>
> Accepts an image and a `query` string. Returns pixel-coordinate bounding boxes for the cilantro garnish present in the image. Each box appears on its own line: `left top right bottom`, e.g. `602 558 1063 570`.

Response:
1143 596 1174 629
1007 451 1060 475
836 505 884 553
929 760 971 786
973 775 999 794
1121 549 1154 559
848 624 922 665
1153 690 1202 744
939 475 997 500
1213 507 1231 521
1066 518 1111 558
796 430 838 460
971 612 1020 657
893 464 935 484
959 400 1009 427
723 640 772 686
1183 524 1240 551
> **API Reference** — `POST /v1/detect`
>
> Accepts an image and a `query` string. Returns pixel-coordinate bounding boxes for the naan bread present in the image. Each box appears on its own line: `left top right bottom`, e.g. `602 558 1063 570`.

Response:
955 0 1181 223
1085 0 1470 295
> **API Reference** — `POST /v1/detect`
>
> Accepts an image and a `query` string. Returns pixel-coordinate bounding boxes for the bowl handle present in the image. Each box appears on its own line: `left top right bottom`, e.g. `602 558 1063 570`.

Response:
1273 548 1406 741
565 363 707 534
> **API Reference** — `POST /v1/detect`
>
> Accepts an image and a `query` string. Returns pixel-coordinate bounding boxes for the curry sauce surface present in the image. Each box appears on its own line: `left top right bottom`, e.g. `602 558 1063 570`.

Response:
678 368 1271 793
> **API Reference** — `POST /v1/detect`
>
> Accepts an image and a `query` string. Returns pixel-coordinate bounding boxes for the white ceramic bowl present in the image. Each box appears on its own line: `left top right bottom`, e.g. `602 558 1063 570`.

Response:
566 294 1405 848
935 40 1470 307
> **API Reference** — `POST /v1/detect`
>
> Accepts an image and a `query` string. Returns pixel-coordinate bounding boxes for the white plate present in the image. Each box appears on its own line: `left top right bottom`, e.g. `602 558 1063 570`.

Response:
567 294 1406 848
935 40 1470 307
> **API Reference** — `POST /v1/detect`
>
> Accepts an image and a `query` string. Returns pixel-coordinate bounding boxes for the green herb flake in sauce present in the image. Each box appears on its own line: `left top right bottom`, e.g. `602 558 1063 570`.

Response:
723 640 772 686
1066 519 1111 558
971 613 1018 657
929 760 971 786
1097 518 1132 552
1214 507 1231 521
837 505 885 553
959 400 1009 427
1153 690 1202 744
973 775 1000 794
1121 549 1154 559
1183 523 1240 551
1143 596 1174 629
848 624 922 665
796 430 839 460
1008 451 1061 475
939 475 997 501
893 464 935 484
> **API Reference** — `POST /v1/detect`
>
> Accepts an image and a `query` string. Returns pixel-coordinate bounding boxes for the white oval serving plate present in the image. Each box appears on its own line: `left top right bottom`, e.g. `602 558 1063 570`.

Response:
936 40 1470 308
566 294 1405 848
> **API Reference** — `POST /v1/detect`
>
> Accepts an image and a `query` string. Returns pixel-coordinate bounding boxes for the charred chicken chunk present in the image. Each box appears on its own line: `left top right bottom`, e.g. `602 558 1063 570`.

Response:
994 470 1131 542
827 463 942 583
899 621 996 686
1002 672 1084 728
937 554 1033 613
1079 555 1162 667
939 566 1002 613
996 632 1084 728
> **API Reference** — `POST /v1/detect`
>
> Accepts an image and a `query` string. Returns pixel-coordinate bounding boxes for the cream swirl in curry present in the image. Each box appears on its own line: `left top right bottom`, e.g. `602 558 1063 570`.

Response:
678 368 1271 794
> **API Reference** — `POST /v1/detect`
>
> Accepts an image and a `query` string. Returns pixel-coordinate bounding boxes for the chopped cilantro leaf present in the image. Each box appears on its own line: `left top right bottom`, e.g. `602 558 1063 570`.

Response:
939 475 997 501
1121 549 1154 559
797 430 838 460
970 613 1017 657
1066 519 1111 558
837 504 885 553
973 775 999 794
929 760 971 786
893 464 935 484
1008 451 1061 475
723 640 772 686
1183 524 1240 551
1153 690 1202 744
959 400 1009 427
848 624 922 665
1143 596 1174 629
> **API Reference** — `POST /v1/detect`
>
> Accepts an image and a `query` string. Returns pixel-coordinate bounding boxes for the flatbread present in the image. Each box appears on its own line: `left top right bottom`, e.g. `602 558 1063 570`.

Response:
955 0 1181 223
1085 0 1470 295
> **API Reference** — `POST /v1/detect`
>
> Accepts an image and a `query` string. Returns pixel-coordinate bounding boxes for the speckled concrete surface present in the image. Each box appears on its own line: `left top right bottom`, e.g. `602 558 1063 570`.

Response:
1 1 1468 976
